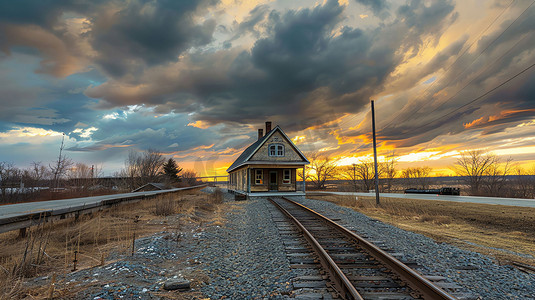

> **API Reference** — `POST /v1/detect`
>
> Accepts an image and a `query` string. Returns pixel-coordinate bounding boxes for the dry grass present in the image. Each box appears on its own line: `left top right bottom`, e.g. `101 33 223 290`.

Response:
0 189 226 300
154 196 178 216
311 194 535 267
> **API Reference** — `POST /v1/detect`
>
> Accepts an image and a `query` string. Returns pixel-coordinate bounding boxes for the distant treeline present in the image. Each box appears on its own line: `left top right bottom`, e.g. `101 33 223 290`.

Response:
302 150 535 199
0 149 200 204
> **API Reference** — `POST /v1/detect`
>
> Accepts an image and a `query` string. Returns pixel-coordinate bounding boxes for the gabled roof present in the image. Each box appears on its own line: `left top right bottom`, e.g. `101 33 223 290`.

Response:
132 182 169 192
226 125 309 173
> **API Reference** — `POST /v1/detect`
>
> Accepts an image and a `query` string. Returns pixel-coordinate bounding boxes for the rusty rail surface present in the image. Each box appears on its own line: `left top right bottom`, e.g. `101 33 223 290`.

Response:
274 196 457 300
269 198 363 299
0 184 207 235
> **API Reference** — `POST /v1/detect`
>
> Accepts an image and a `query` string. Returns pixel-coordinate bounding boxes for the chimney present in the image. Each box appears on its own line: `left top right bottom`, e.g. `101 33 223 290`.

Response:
265 121 272 133
258 128 263 140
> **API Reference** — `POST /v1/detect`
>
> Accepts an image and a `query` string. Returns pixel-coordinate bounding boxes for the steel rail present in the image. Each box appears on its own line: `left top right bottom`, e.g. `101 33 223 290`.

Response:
282 196 457 300
268 198 363 300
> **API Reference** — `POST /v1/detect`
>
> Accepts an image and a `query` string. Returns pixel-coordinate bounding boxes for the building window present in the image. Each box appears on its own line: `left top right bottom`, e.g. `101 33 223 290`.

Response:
269 144 285 157
255 169 263 184
283 169 291 184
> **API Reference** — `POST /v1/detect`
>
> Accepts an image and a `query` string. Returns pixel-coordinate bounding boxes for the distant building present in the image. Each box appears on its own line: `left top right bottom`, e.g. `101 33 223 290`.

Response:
227 121 309 199
132 182 170 192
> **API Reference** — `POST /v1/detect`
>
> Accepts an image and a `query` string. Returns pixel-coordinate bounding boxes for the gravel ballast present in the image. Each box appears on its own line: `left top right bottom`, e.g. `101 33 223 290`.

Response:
294 196 535 300
196 194 295 298
28 189 534 299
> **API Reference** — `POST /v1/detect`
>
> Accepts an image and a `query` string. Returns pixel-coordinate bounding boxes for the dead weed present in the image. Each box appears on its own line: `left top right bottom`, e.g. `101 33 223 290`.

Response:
0 189 226 300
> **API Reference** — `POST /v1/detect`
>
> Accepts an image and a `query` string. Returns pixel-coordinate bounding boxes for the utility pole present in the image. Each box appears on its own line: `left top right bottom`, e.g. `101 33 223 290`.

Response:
352 163 357 193
371 100 380 206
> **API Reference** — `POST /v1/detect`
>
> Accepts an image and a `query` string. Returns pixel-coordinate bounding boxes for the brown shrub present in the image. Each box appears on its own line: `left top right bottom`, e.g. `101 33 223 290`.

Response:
0 189 215 299
212 188 224 205
153 196 177 216
0 187 228 299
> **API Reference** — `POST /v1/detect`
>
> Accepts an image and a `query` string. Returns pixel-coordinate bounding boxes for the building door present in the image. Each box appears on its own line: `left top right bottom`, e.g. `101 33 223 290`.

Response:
269 171 278 191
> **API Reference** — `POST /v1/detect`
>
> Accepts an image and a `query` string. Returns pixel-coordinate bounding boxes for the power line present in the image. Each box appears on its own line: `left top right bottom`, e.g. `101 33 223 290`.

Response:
381 0 516 129
337 1 532 142
419 32 528 117
336 0 518 132
413 62 535 131
382 0 532 129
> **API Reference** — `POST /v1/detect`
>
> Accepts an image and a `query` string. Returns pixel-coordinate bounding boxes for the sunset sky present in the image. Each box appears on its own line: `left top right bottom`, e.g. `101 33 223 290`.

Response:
0 0 534 177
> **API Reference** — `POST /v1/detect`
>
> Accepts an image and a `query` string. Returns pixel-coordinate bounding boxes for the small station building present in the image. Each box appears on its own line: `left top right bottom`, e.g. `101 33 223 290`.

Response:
227 121 309 199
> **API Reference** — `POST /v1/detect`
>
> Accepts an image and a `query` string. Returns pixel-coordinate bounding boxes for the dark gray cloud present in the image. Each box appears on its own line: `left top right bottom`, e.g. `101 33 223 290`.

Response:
354 0 389 16
91 0 218 78
1 0 463 138
227 4 271 42
396 0 457 56
88 0 463 137
0 1 109 77
377 65 535 148
0 0 219 78
2 0 534 172
353 1 535 150
0 0 105 27
89 0 403 131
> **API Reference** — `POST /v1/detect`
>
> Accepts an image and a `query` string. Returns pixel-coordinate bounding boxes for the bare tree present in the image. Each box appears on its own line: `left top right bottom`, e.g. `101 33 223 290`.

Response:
124 149 166 189
339 165 359 192
454 150 501 195
68 163 102 190
139 149 165 181
481 157 512 197
382 151 397 192
125 150 141 190
352 158 380 192
306 152 339 190
339 153 397 192
30 162 50 182
182 169 199 186
511 167 535 199
0 162 17 198
68 163 94 179
401 166 433 189
23 161 51 190
0 162 25 203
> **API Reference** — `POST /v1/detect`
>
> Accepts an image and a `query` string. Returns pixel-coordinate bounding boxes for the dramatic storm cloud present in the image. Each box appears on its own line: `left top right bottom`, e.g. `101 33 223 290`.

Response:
0 0 534 175
88 0 443 128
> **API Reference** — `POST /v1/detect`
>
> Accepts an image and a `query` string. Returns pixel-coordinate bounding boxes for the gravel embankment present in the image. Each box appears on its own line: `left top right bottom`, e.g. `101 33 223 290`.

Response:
26 188 296 299
297 197 535 300
27 189 534 299
196 193 294 298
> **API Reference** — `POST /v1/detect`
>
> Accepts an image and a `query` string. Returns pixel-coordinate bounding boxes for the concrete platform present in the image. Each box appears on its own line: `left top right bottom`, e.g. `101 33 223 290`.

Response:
228 189 306 200
247 191 306 198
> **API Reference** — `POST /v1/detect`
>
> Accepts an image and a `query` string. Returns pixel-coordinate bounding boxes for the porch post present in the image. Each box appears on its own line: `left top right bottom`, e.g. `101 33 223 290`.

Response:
302 166 306 192
247 167 251 194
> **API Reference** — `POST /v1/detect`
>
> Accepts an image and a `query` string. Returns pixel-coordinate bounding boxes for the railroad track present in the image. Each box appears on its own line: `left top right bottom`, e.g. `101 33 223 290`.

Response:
269 197 459 300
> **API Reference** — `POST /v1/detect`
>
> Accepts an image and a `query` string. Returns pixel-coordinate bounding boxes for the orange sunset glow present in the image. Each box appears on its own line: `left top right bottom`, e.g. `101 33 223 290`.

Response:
0 0 533 178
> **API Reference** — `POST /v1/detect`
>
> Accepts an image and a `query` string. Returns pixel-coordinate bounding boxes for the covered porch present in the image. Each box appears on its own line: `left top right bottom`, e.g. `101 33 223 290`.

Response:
228 164 307 198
